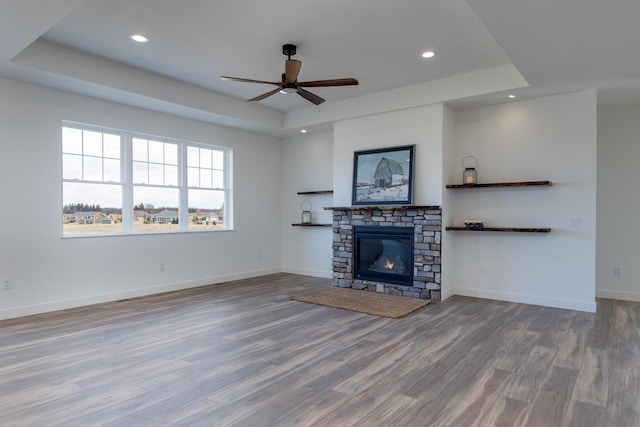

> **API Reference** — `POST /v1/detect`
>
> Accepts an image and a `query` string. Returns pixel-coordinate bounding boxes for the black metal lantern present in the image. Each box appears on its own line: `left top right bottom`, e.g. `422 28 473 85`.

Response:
301 201 312 224
462 156 478 185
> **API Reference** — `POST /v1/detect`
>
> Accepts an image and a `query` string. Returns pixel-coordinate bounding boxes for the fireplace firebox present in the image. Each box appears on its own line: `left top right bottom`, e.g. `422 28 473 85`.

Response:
354 226 414 286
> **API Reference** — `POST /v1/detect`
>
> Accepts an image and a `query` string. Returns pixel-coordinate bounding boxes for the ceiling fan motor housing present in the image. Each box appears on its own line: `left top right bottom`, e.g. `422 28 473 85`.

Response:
282 44 297 58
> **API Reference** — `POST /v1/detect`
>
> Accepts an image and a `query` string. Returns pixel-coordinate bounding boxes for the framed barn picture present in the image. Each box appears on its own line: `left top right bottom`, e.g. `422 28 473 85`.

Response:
352 145 414 205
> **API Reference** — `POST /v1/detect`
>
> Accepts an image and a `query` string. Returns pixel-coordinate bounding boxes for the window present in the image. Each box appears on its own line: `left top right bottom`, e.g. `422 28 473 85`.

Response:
62 127 123 233
131 137 180 233
62 123 231 235
187 146 226 231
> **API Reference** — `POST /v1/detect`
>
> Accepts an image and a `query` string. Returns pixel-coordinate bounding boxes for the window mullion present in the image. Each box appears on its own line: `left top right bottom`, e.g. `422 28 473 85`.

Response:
122 133 133 233
225 148 232 229
101 133 105 182
179 142 188 231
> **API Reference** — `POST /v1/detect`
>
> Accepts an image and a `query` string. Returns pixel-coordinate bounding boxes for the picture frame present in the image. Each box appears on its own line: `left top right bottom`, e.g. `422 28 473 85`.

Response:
352 145 414 205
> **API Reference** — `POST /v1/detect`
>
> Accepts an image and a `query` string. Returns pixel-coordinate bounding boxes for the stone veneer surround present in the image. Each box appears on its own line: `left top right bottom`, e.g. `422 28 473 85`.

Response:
326 206 442 300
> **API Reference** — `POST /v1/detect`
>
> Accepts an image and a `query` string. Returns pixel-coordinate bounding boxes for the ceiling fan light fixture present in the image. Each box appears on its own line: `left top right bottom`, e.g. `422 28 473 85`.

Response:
131 34 149 43
280 87 296 94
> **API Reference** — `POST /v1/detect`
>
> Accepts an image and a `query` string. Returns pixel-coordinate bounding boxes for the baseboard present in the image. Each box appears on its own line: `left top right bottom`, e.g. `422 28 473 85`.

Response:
596 288 640 302
440 287 455 301
0 267 281 321
454 287 596 313
281 267 332 279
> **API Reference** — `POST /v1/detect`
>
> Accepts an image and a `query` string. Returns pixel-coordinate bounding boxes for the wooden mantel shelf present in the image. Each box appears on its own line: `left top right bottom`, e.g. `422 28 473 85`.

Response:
297 190 333 195
446 226 551 233
446 180 552 189
324 205 441 211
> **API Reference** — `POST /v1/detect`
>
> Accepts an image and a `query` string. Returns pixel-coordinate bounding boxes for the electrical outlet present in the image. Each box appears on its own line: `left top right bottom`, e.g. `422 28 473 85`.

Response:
570 217 582 228
480 267 487 276
160 263 166 272
2 278 11 290
258 252 263 260
614 266 622 277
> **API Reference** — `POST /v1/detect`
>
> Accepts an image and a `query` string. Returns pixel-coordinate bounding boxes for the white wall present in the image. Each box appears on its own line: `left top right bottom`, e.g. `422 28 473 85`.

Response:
449 91 597 312
441 105 457 300
0 78 282 320
280 131 333 278
597 103 640 301
333 104 445 206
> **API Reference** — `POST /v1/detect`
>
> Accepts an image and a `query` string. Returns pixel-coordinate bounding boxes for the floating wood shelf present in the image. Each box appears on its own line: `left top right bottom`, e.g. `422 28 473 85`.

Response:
324 205 441 211
446 226 551 233
297 190 334 195
292 223 332 227
446 181 552 189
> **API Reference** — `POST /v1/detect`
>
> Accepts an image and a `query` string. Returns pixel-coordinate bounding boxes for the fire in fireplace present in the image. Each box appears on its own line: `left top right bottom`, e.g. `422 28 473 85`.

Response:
354 226 414 286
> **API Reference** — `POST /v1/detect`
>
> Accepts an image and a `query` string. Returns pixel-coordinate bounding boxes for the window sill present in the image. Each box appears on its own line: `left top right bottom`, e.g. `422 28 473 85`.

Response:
61 228 234 239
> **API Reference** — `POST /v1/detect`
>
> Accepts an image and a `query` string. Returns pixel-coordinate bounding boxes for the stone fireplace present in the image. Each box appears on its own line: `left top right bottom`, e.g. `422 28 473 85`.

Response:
326 206 442 300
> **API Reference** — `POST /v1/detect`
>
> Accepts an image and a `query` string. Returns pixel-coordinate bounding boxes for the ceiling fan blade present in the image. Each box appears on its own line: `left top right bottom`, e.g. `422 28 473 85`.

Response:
296 88 325 105
221 76 281 86
248 87 282 102
285 60 302 84
298 78 359 87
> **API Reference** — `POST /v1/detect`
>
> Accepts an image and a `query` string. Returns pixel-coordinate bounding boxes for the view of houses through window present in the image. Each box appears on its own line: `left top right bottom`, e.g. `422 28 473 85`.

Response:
62 124 230 235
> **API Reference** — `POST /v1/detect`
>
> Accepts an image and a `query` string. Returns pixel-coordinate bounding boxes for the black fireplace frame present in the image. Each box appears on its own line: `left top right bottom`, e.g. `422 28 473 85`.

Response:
353 226 414 286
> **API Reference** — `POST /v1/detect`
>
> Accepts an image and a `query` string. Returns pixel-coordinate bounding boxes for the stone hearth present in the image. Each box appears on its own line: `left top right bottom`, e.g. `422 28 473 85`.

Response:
326 206 442 300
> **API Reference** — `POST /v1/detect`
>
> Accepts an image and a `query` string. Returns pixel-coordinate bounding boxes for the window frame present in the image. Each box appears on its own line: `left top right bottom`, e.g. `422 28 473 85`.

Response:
62 122 232 237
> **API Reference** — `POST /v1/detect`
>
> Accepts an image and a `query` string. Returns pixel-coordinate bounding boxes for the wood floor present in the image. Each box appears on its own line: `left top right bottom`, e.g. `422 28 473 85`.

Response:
1 273 638 426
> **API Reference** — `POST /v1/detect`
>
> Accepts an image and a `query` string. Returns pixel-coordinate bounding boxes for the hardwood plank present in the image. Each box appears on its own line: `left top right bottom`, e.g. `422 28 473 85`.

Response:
564 400 609 427
352 394 420 426
572 347 610 407
554 312 593 370
478 396 530 427
503 345 557 403
1 275 639 426
523 366 577 426
278 390 350 426
591 298 615 350
532 307 576 350
493 330 542 372
606 368 640 425
433 367 512 427
6 384 148 426
332 341 416 395
610 302 640 368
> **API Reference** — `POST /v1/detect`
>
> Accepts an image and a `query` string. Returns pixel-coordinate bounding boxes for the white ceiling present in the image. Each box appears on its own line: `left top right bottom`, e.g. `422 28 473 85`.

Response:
1 0 640 136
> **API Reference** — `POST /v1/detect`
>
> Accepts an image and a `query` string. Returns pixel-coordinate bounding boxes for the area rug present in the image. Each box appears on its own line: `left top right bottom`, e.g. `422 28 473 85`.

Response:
290 287 430 318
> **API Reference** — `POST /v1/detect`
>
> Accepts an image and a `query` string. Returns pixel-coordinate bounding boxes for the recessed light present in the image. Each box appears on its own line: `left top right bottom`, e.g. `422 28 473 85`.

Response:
300 129 307 133
508 94 516 99
421 51 436 59
131 34 149 43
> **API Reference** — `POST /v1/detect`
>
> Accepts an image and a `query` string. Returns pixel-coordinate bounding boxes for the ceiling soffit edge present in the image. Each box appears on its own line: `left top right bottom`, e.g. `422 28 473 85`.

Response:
10 40 528 135
283 64 528 130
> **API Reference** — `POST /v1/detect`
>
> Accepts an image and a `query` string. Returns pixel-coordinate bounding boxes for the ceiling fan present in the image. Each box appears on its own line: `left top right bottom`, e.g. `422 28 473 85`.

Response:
221 44 358 105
